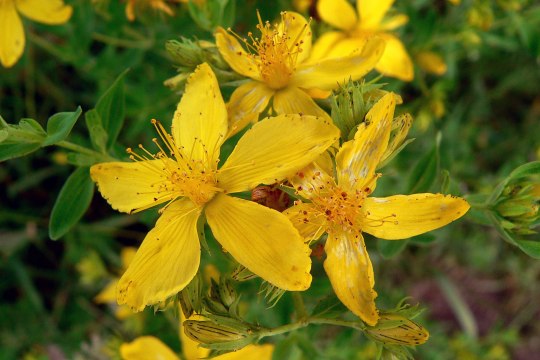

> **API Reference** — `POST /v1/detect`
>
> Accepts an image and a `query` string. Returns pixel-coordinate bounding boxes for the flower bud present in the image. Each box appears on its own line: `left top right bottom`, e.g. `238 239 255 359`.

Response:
366 314 429 346
496 182 540 235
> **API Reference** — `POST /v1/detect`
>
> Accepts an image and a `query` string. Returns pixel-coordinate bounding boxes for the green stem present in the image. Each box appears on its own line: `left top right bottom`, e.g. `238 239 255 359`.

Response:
291 292 307 321
258 316 366 339
56 140 116 162
92 33 154 49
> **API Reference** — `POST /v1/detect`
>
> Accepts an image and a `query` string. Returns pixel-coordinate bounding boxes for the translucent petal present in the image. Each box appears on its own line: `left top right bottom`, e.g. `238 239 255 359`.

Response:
292 36 384 90
172 63 228 166
16 0 72 24
120 336 179 360
317 0 357 31
215 27 261 80
289 162 336 200
206 194 312 291
336 92 396 191
375 34 414 81
215 344 274 360
324 230 378 325
272 86 330 118
90 159 177 214
218 113 339 194
0 0 24 68
362 194 470 240
117 199 201 311
357 0 394 30
226 81 273 138
283 202 327 242
279 11 312 64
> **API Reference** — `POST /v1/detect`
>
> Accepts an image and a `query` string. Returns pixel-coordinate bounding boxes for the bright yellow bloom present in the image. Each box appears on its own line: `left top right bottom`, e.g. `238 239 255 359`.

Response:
285 93 469 325
120 315 273 360
94 247 137 320
215 11 385 136
0 0 72 68
90 63 339 311
313 0 413 81
124 0 183 22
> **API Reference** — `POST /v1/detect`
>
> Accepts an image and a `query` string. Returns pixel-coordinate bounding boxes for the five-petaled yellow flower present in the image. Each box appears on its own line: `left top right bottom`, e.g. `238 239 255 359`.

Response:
285 93 470 325
0 0 72 68
90 63 339 311
120 313 273 360
215 11 385 136
313 0 413 81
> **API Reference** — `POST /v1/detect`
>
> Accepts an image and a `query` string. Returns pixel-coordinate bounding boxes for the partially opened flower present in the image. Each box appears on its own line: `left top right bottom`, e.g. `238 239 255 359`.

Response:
120 313 273 360
215 11 385 136
0 0 72 68
90 63 339 311
313 0 413 81
285 93 469 325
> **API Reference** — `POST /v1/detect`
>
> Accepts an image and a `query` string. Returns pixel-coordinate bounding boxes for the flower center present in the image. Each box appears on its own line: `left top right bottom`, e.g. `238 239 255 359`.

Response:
241 12 308 90
312 186 367 232
127 119 222 209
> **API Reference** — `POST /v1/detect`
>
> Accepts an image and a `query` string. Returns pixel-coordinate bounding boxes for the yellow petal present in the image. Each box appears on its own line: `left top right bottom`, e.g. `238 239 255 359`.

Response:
214 344 274 360
317 0 357 32
215 27 261 80
289 162 336 200
0 0 24 68
292 36 385 90
117 199 202 311
324 230 378 325
380 113 413 166
380 14 409 31
357 0 394 30
217 113 339 194
205 194 312 291
94 280 118 304
279 11 312 64
180 313 210 359
90 160 176 214
336 92 396 191
15 0 72 24
272 86 330 119
416 51 447 75
308 31 346 62
172 63 228 166
121 247 137 270
226 81 273 138
120 336 179 360
362 194 470 240
375 34 414 81
283 202 326 242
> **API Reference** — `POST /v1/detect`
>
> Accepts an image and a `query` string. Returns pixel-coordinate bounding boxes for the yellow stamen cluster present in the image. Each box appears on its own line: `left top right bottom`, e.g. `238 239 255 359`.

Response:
312 187 366 231
233 12 309 89
127 119 222 208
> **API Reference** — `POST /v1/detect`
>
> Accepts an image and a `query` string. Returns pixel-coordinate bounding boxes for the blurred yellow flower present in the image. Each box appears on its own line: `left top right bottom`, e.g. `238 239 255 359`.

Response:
124 0 184 22
90 63 339 311
215 11 384 136
285 93 470 325
0 0 72 68
416 51 447 76
313 0 413 81
120 313 273 360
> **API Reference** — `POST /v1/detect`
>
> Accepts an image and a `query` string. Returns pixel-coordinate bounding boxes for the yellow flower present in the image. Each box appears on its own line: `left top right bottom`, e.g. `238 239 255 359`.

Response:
215 11 385 136
415 51 447 76
284 93 469 325
124 0 183 22
120 314 273 360
90 63 339 311
313 0 413 81
0 0 72 68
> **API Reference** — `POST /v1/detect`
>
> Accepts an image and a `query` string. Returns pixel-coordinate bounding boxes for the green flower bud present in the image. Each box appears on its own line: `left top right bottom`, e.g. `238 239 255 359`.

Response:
366 314 429 346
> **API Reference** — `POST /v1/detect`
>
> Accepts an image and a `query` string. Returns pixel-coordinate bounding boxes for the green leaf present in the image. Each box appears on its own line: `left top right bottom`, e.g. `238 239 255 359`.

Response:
407 133 441 193
0 142 42 162
95 69 129 149
49 167 95 240
378 239 409 258
516 240 540 259
85 109 108 153
19 118 46 135
410 234 437 245
42 107 83 146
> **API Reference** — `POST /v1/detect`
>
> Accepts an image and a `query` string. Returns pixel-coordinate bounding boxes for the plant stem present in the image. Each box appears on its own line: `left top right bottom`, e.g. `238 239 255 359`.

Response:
291 292 307 321
258 316 366 339
56 140 116 162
